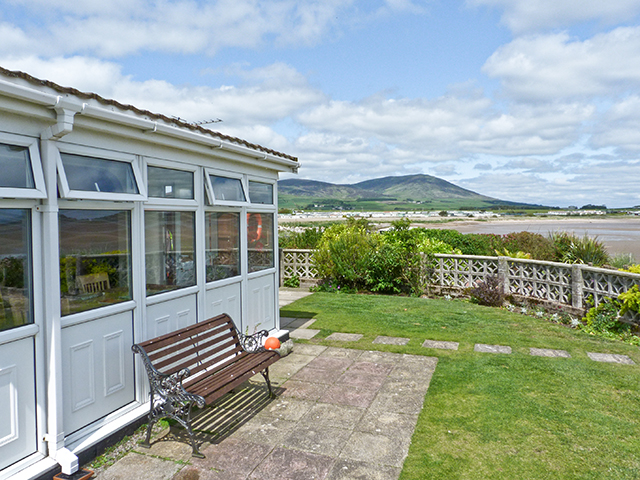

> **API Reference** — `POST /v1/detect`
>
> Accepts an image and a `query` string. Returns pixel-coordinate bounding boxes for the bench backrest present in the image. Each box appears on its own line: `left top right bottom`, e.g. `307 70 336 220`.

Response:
137 314 245 380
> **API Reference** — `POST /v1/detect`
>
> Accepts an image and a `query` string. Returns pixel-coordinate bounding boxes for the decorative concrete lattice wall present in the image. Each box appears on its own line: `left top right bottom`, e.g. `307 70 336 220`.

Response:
281 249 640 323
279 249 317 285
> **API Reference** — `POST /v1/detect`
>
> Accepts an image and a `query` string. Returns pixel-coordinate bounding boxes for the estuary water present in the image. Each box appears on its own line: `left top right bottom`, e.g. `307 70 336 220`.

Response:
423 217 640 261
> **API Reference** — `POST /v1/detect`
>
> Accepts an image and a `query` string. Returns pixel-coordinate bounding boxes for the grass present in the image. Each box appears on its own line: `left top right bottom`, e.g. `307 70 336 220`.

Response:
281 292 640 480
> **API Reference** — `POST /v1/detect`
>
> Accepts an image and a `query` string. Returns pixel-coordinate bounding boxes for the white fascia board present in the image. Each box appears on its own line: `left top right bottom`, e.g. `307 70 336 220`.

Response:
0 77 59 107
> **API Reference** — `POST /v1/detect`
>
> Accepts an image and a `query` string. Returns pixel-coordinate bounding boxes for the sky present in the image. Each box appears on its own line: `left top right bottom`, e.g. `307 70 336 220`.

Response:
1 0 640 208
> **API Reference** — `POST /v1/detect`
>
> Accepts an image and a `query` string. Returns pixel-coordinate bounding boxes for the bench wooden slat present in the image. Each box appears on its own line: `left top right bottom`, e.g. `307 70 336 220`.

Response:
154 334 241 374
147 324 236 363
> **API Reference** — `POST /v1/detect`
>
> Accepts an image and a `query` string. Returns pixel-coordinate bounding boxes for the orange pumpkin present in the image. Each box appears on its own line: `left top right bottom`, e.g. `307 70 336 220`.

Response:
264 337 281 350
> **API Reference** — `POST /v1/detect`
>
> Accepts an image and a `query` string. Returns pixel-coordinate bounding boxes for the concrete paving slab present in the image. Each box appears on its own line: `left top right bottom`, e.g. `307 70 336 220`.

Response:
300 403 365 430
249 447 335 480
348 361 395 376
372 336 410 346
422 339 459 350
174 465 247 480
336 370 387 389
98 451 181 480
340 431 410 468
356 410 418 441
131 429 193 463
587 352 636 364
327 459 401 480
368 390 427 416
530 348 571 358
289 328 320 340
474 344 512 354
320 384 381 408
232 416 298 446
320 347 364 360
282 424 352 456
280 380 327 401
292 365 347 384
257 398 316 422
306 356 354 372
326 332 364 342
356 350 402 364
191 438 271 478
267 353 317 385
292 344 327 356
278 287 314 308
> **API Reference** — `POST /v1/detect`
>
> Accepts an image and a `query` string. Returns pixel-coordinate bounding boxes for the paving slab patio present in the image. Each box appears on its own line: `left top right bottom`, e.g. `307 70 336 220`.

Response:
94 346 438 480
373 335 410 345
422 339 459 350
530 348 571 358
325 332 364 342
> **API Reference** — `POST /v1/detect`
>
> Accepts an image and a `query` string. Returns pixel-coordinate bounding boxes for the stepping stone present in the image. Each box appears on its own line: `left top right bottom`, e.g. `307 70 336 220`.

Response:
474 344 512 354
530 348 571 358
326 332 363 342
372 335 410 346
587 352 635 365
422 339 459 351
290 329 320 340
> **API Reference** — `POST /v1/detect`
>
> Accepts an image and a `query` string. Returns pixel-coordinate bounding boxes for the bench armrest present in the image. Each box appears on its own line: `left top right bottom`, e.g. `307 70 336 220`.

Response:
132 343 205 408
238 329 270 353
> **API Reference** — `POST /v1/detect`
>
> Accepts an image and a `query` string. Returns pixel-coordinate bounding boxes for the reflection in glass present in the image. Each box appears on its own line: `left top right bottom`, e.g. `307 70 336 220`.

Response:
145 211 195 296
210 175 246 202
247 213 274 272
248 181 273 204
61 153 139 194
0 209 31 331
0 143 34 189
148 166 194 199
59 210 132 316
205 212 240 282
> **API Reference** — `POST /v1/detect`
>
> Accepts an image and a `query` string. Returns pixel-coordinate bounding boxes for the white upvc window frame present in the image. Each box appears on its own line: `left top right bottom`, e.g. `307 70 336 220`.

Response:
247 178 275 205
56 144 146 201
144 157 199 208
0 131 47 199
204 169 249 207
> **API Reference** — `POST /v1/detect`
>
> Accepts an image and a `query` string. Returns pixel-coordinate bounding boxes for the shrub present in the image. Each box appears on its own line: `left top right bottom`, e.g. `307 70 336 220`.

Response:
421 229 497 256
282 276 300 288
468 276 504 307
620 264 640 274
618 285 640 316
502 231 556 261
549 231 610 266
611 253 636 269
279 226 324 249
313 220 376 290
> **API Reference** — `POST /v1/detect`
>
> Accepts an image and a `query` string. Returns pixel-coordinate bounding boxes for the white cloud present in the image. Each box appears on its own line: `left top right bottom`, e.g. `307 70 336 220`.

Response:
468 0 640 33
483 27 640 102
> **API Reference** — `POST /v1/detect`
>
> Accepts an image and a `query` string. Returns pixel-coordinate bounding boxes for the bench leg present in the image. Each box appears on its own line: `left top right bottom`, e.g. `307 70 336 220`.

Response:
261 367 276 398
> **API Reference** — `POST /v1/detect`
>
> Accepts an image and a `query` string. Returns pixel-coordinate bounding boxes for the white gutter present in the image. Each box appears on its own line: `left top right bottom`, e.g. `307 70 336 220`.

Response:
0 76 299 172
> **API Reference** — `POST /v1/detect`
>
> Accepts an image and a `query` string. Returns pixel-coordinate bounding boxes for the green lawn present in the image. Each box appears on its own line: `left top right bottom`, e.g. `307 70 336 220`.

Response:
281 292 640 480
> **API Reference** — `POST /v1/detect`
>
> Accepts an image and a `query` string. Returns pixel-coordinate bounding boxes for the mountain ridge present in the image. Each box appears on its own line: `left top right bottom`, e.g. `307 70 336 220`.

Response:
278 174 543 210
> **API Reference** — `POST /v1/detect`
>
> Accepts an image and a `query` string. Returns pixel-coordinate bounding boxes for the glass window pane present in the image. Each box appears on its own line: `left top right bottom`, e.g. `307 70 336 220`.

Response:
61 153 139 194
59 210 132 316
210 175 246 202
0 143 34 189
145 211 196 296
0 209 32 331
148 166 194 199
247 213 274 273
249 181 273 204
205 212 240 282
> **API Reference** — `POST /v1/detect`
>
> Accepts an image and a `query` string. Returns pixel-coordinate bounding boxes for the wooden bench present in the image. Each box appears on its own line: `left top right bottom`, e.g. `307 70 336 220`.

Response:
132 314 281 457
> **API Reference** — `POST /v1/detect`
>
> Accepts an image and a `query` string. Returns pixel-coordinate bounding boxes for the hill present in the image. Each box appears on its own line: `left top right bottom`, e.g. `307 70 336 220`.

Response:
278 174 543 211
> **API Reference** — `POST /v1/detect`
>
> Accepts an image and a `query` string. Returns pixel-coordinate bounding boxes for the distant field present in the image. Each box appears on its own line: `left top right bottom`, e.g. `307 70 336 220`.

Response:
278 194 535 212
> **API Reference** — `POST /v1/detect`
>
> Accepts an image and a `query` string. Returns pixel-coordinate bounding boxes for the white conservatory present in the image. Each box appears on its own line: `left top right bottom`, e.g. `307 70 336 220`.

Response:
0 66 297 479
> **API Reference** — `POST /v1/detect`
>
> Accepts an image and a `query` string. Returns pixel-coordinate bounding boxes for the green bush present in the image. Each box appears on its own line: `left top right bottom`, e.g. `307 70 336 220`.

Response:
618 285 640 316
279 226 324 249
550 231 610 266
502 231 556 261
420 229 498 256
282 276 300 288
581 299 639 345
313 220 376 291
